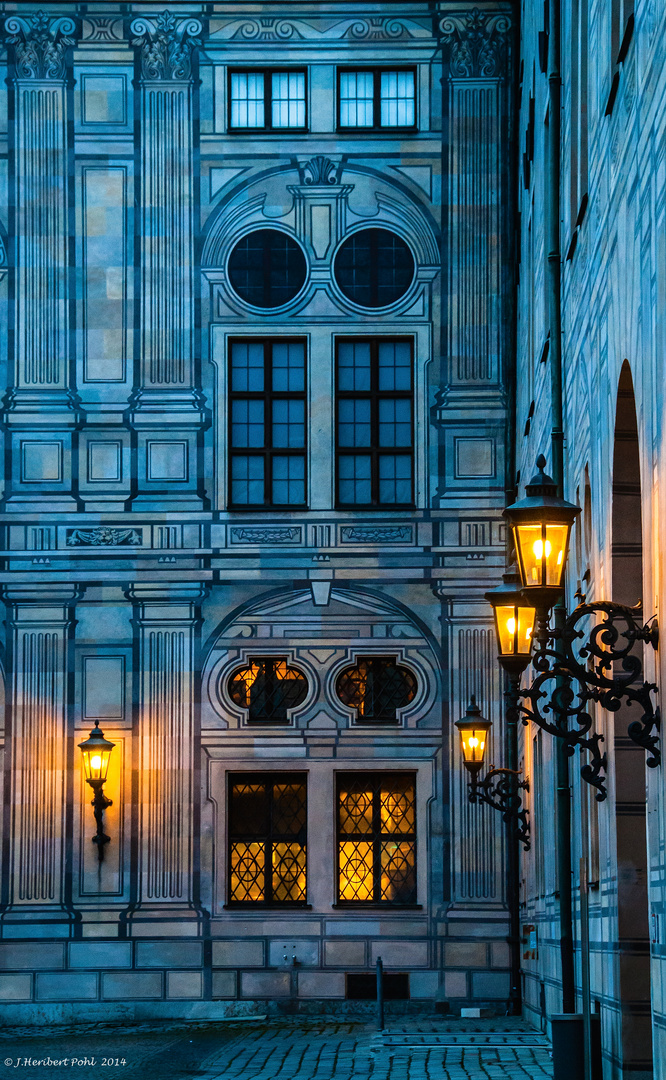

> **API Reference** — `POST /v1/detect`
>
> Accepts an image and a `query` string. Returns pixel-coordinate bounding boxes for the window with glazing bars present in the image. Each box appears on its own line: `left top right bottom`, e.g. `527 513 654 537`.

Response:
337 773 416 905
336 339 413 507
336 657 417 724
228 774 307 905
338 69 416 129
228 657 308 724
229 339 306 508
229 70 307 130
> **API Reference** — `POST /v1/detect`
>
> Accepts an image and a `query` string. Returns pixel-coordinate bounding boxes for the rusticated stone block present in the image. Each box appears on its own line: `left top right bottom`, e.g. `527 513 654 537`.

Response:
445 942 487 967
0 974 32 1000
212 941 264 968
69 942 131 969
135 941 202 969
212 971 237 999
298 972 345 998
370 941 428 967
0 943 64 970
471 971 510 999
324 940 365 967
240 972 290 998
166 971 203 999
102 972 162 999
35 972 98 1000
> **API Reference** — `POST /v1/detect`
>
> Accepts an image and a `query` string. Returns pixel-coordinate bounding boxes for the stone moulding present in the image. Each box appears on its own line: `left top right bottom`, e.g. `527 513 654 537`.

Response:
130 12 203 82
4 12 78 81
230 527 302 545
66 528 142 547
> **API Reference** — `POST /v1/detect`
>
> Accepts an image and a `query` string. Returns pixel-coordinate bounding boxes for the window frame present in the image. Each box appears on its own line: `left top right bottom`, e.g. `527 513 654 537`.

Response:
336 67 417 132
227 68 308 132
227 771 308 908
228 337 308 511
335 337 414 510
336 772 418 908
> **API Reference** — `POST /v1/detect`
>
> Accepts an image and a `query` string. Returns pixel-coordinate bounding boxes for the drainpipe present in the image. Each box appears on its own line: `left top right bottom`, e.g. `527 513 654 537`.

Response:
546 0 576 1014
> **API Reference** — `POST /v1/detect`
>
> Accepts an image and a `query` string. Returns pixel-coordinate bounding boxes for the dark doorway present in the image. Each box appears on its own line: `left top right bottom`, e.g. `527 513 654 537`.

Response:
611 361 653 1077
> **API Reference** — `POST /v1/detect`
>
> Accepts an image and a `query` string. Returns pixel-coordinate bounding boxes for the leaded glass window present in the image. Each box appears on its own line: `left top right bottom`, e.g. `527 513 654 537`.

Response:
337 68 416 130
228 657 308 724
336 339 413 507
229 339 307 508
336 657 417 724
334 229 415 308
337 774 416 905
229 774 307 905
229 69 307 131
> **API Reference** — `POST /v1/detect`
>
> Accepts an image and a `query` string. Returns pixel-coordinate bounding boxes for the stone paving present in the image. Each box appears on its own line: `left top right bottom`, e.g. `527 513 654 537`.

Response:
0 1017 553 1080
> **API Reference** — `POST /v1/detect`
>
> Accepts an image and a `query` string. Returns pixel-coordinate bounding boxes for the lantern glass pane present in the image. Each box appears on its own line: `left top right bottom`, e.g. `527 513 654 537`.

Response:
544 524 569 586
458 726 488 766
495 604 519 655
515 523 545 586
517 606 536 656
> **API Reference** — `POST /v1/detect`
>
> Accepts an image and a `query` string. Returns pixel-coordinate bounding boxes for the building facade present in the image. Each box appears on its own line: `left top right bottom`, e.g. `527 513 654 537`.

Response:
0 3 516 1021
517 1 665 1077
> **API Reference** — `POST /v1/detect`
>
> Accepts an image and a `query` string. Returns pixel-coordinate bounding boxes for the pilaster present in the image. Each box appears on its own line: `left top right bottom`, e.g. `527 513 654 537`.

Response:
0 585 81 937
124 583 206 935
2 14 80 511
128 14 206 510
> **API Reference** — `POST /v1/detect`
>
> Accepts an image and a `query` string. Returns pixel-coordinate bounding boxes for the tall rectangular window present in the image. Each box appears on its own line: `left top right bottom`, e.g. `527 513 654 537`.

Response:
229 70 307 131
229 339 306 508
229 774 307 905
337 773 416 905
338 69 416 130
336 339 413 507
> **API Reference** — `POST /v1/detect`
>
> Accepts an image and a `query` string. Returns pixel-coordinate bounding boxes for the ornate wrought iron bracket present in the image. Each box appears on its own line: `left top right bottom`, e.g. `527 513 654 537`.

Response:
468 768 531 850
520 600 660 801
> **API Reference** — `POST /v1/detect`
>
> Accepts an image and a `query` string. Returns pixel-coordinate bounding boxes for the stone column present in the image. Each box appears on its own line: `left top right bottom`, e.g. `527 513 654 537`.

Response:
1 586 80 936
126 584 206 934
3 14 80 510
128 14 206 509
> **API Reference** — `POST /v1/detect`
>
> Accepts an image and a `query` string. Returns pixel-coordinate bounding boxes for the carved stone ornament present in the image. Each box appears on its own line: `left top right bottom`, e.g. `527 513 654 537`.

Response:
340 526 412 544
4 11 77 80
130 12 203 81
66 528 142 547
230 527 301 544
300 156 337 186
440 8 511 79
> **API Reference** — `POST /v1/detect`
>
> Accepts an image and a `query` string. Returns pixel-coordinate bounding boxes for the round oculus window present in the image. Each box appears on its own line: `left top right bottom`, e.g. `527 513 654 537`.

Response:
228 229 307 309
334 228 415 308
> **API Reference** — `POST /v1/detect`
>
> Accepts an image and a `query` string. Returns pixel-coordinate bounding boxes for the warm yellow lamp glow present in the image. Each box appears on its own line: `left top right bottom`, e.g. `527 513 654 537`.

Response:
455 698 492 775
486 568 536 672
503 456 580 606
78 724 115 783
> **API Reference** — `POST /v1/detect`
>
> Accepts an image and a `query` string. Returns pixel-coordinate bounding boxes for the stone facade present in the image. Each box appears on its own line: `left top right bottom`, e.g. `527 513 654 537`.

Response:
517 2 665 1077
0 3 515 1021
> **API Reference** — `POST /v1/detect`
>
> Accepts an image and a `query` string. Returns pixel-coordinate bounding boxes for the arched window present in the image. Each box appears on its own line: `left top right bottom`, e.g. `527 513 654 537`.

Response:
334 228 415 308
228 657 308 724
336 656 416 724
228 229 307 308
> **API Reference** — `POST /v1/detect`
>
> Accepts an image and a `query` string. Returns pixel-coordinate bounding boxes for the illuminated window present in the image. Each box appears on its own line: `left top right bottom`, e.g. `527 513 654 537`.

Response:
337 773 416 905
229 70 307 130
228 339 307 508
228 774 307 905
336 657 416 724
338 69 416 129
228 657 308 724
336 339 414 507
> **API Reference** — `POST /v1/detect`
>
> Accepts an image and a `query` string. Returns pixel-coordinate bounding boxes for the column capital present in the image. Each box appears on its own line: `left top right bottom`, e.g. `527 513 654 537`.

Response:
439 10 511 78
4 12 78 81
130 12 202 82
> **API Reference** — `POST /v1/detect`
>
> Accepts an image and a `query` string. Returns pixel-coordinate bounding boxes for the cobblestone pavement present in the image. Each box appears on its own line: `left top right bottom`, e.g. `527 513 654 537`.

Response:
0 1017 553 1080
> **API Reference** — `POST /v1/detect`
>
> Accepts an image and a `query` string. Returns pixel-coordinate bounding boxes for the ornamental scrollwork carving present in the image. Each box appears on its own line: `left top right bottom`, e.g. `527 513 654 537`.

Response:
232 18 302 41
346 18 411 40
66 528 142 547
300 156 337 186
130 12 203 81
4 11 78 80
341 526 412 544
230 527 301 544
440 8 511 79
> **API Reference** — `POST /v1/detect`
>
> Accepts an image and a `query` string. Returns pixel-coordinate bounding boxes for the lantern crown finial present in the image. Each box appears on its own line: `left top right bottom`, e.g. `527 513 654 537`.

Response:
524 456 558 499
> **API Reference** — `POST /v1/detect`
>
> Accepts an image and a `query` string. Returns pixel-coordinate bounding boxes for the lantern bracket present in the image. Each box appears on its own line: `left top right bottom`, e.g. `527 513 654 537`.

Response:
88 779 112 861
467 767 531 850
520 600 661 801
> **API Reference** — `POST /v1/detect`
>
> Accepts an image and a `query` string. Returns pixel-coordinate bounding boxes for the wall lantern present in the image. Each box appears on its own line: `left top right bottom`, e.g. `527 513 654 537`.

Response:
503 455 580 615
455 698 530 849
455 697 492 775
485 566 536 675
78 723 115 862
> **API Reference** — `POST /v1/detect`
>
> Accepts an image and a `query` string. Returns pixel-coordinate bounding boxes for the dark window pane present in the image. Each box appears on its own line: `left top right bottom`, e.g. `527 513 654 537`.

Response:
378 341 411 391
229 774 307 905
338 454 372 504
228 229 307 309
338 400 372 447
336 657 417 723
272 399 305 448
337 342 371 391
272 455 305 505
378 399 411 448
231 342 264 392
228 658 308 723
231 456 264 504
334 229 414 308
378 455 412 504
272 342 305 391
231 399 264 448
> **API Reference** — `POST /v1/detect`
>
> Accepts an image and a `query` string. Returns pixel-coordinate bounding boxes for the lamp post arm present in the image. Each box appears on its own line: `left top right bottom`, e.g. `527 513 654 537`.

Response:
87 778 112 862
468 768 531 851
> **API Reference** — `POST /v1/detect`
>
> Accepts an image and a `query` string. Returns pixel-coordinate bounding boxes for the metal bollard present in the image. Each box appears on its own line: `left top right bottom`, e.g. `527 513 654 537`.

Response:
376 956 385 1030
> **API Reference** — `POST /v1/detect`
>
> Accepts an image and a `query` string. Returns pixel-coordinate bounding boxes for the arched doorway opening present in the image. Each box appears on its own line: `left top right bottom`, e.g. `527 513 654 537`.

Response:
611 361 653 1076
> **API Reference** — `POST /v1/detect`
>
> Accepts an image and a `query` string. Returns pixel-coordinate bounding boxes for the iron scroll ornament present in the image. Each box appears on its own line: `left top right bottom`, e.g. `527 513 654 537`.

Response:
467 767 531 851
520 600 660 801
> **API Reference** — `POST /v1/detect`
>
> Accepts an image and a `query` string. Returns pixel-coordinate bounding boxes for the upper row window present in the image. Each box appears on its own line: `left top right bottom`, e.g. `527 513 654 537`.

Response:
228 68 416 132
